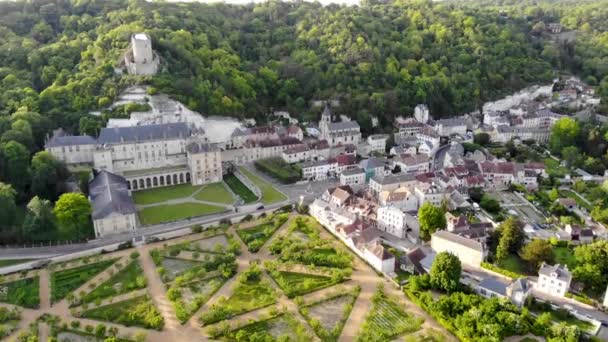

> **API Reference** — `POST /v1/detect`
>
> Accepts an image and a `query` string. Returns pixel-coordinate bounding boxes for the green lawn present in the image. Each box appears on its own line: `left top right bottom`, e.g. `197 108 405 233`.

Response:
239 167 287 205
51 259 117 303
0 259 34 268
81 295 164 330
193 182 235 204
138 202 225 225
223 173 258 203
499 254 532 276
271 271 339 298
0 277 40 309
133 184 201 205
82 260 145 303
553 246 577 269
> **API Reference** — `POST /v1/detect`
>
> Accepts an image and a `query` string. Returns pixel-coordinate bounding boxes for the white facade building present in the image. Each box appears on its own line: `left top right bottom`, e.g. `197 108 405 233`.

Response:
340 168 366 187
302 159 337 181
89 171 138 237
125 33 159 76
377 206 407 238
536 263 572 298
430 230 486 268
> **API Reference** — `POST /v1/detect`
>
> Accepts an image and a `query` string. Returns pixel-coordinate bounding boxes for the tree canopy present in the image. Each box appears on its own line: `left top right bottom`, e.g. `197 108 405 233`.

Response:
418 202 446 241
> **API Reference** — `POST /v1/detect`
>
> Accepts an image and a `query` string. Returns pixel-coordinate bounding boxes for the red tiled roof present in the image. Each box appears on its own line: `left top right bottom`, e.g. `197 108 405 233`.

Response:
336 154 357 166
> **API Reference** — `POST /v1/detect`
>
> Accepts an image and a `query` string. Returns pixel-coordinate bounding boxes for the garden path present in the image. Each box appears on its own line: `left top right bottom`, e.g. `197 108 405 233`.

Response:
39 269 50 310
137 245 203 341
38 322 49 342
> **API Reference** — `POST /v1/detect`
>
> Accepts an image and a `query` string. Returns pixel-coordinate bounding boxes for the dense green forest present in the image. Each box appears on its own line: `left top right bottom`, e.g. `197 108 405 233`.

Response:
0 0 608 243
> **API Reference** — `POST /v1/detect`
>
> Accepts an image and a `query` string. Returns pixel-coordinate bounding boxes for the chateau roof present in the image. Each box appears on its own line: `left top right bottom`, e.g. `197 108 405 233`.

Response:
46 134 96 148
89 171 136 220
98 122 190 144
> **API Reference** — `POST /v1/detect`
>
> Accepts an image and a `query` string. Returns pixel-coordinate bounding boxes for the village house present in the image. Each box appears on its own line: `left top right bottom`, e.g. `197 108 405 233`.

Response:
393 154 430 174
340 168 366 187
368 173 418 197
376 206 408 238
430 230 486 268
301 159 337 181
536 263 572 298
378 188 418 212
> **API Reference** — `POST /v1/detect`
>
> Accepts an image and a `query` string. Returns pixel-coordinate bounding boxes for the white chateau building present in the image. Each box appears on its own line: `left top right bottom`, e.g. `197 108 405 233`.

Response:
319 105 361 147
89 171 138 238
124 33 159 76
46 122 222 191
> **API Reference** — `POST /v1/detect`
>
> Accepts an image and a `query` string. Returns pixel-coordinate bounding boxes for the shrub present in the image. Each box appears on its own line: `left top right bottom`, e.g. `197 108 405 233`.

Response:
191 225 203 234
130 251 139 259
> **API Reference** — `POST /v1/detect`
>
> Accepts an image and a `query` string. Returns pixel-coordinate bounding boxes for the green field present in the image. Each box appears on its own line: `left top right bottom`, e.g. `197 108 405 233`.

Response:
193 182 235 204
81 295 164 330
82 260 145 303
138 202 225 225
239 167 287 205
51 258 117 303
498 254 531 276
271 271 338 298
133 184 201 205
359 292 424 340
223 174 258 203
0 277 40 309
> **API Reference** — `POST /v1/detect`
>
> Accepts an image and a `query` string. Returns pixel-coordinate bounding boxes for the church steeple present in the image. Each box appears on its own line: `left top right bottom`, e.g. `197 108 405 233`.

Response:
319 103 332 138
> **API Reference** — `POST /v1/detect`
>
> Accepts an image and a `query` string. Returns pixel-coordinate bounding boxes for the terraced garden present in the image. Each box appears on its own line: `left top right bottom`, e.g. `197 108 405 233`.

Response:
81 295 164 330
81 259 146 304
236 213 289 252
0 277 40 308
51 258 117 303
358 288 424 341
270 270 342 298
300 291 359 341
223 313 313 341
193 182 235 204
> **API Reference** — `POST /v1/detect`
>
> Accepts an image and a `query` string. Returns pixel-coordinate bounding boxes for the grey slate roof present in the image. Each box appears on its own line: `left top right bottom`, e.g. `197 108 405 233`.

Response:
371 173 416 185
478 277 507 296
432 230 484 252
46 135 96 148
328 121 360 131
89 171 136 220
98 122 189 144
538 263 571 281
341 168 365 176
186 142 218 154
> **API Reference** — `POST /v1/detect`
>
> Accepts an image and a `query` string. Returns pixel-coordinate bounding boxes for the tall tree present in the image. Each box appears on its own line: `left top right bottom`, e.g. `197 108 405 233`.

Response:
573 240 608 291
520 239 553 270
418 202 446 241
496 217 525 262
21 196 57 242
0 183 17 234
549 117 580 154
0 141 30 193
30 151 69 201
430 251 462 293
53 192 92 241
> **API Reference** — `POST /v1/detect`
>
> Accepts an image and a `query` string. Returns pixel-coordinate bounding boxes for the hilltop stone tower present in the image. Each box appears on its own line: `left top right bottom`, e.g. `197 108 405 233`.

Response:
124 33 159 76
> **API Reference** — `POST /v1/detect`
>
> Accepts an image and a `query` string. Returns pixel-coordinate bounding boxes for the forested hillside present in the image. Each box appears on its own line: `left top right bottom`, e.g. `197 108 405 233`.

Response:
0 0 607 243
